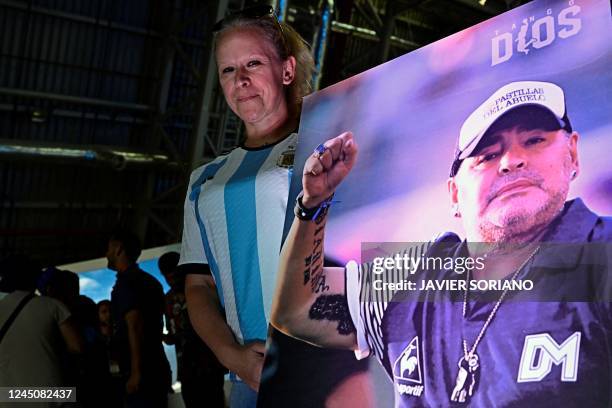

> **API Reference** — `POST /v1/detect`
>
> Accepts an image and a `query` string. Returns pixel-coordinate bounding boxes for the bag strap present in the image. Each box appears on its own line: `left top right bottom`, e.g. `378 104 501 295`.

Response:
0 292 35 344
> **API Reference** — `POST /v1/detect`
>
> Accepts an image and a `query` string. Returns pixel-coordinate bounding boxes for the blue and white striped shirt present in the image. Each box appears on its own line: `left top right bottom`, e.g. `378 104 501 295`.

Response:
179 134 297 344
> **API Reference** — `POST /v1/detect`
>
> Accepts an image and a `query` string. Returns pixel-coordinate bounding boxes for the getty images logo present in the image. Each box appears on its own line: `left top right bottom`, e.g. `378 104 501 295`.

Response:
491 1 582 67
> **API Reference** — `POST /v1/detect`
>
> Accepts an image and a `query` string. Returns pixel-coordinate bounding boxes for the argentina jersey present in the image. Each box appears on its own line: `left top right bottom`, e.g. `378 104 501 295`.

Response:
179 133 297 345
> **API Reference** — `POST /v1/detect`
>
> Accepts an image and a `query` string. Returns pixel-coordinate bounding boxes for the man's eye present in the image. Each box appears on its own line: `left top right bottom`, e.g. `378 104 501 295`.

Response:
221 67 234 74
479 152 498 163
247 60 261 67
525 136 545 146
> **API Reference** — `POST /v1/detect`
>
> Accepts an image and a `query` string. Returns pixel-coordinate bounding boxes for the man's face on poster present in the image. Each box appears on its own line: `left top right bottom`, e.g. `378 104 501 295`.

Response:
449 125 580 242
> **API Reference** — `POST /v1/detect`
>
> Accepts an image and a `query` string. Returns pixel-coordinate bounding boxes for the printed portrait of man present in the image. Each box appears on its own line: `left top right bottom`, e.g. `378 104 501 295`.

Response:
270 1 611 406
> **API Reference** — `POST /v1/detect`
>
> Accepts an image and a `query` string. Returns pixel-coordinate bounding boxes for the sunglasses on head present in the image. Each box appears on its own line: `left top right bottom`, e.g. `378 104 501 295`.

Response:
212 4 276 31
212 4 289 56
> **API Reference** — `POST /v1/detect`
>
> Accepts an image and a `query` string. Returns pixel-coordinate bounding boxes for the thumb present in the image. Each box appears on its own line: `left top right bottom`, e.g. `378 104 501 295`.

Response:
250 341 266 355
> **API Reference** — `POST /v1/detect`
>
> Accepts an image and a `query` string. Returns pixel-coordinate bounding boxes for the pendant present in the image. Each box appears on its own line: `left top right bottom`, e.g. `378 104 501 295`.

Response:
450 353 480 403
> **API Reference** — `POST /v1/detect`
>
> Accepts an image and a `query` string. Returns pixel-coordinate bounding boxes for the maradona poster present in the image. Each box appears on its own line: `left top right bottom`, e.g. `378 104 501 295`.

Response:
272 0 612 407
285 0 611 263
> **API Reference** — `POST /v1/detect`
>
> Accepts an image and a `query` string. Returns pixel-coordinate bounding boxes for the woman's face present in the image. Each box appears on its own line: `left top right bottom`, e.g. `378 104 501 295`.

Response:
216 27 294 127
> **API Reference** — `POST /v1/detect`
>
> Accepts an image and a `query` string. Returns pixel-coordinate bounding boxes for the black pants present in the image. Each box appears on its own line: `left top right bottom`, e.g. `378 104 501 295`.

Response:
257 328 369 407
181 374 225 408
124 389 168 408
122 375 169 408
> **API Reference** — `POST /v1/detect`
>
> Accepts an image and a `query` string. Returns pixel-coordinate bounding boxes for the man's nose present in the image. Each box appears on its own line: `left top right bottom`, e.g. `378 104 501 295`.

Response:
499 144 526 174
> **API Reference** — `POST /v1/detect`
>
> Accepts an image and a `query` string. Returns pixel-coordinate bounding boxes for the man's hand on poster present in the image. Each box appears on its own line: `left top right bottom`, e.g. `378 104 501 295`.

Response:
302 131 358 208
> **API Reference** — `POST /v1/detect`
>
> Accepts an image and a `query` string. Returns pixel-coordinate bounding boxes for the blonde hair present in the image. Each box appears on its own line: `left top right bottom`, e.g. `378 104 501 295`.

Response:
214 16 315 118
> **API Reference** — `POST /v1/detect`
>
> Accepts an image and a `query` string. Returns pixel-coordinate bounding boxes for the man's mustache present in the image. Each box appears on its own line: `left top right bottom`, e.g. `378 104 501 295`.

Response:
486 171 544 205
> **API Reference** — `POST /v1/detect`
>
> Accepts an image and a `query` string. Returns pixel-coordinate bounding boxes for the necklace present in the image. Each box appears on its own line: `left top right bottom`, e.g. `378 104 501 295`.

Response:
450 246 540 403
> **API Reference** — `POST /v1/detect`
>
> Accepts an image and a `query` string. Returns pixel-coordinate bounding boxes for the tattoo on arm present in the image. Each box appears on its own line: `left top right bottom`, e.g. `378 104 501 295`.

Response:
303 220 329 293
308 294 356 335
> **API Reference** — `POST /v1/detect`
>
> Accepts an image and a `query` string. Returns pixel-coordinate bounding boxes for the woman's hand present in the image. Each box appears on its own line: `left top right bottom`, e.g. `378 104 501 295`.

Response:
223 341 265 391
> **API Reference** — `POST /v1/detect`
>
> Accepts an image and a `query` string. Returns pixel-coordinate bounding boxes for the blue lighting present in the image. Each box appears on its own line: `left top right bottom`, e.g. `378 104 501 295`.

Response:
277 0 287 22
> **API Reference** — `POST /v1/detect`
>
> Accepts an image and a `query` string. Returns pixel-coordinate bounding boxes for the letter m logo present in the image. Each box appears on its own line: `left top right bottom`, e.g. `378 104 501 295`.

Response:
517 332 581 383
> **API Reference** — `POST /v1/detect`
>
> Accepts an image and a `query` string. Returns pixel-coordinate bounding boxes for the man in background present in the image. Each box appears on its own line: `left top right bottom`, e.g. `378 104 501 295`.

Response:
107 229 171 408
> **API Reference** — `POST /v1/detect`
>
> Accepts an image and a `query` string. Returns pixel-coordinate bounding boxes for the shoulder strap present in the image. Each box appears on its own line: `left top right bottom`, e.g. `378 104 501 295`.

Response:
0 292 35 344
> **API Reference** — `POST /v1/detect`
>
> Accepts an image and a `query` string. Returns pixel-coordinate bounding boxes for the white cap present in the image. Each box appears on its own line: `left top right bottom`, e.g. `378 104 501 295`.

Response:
457 81 570 162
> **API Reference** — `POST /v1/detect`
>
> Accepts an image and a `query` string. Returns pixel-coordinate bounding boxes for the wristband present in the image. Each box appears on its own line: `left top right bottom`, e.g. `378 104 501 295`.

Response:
294 192 335 222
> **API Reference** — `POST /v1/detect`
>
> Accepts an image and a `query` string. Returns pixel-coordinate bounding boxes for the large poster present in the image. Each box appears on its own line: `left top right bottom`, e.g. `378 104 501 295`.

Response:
286 0 611 264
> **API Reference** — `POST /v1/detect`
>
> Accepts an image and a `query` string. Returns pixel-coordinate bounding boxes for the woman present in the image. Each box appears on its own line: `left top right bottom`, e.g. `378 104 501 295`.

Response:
180 6 370 407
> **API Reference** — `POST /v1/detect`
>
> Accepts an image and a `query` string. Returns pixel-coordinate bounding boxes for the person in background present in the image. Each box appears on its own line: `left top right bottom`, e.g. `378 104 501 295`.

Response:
97 299 124 407
159 251 226 408
40 267 93 400
39 267 80 312
74 294 116 408
107 229 171 408
180 4 371 407
0 255 83 408
97 299 112 341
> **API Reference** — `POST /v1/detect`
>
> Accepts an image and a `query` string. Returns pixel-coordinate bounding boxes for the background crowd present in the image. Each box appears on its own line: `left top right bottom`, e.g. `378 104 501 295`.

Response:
0 230 225 408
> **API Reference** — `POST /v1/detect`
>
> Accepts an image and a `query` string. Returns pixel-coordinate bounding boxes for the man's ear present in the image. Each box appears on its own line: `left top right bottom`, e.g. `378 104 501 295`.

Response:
282 56 296 85
567 131 580 179
448 177 460 218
